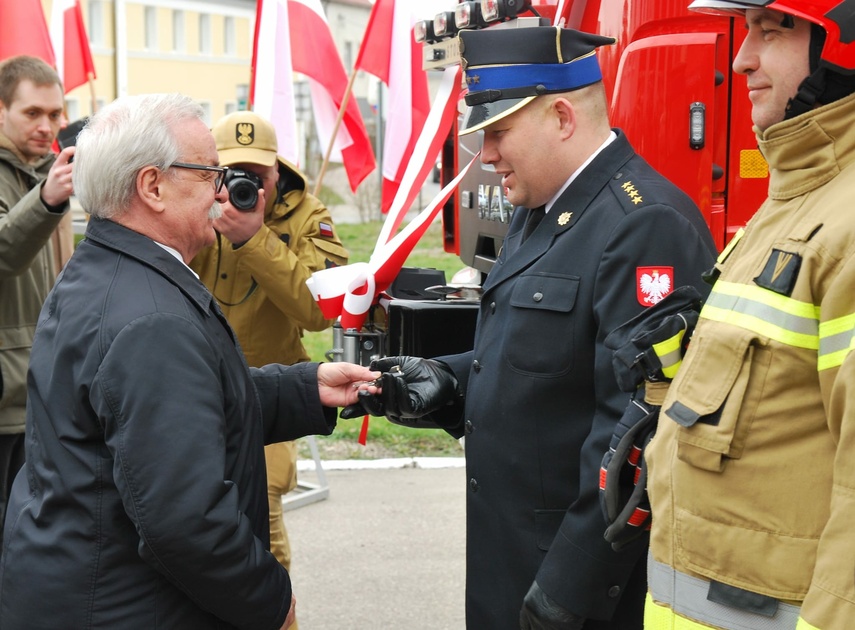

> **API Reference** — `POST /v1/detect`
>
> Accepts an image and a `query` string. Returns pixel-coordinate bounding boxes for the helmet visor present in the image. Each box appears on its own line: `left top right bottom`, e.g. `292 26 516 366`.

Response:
688 0 770 15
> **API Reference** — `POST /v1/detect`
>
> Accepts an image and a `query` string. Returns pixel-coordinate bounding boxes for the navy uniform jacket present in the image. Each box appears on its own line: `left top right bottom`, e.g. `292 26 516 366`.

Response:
433 130 717 629
0 218 337 629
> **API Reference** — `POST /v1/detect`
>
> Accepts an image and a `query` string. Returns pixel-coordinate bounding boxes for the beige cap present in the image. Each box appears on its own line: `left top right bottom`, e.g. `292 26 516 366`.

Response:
212 110 278 167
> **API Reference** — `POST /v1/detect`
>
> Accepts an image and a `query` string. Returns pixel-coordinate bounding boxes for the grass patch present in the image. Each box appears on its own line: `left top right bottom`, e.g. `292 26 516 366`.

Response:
300 218 469 459
315 184 345 207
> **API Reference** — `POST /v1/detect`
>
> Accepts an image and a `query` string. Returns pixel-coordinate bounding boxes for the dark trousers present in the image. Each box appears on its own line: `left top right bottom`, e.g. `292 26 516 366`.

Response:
0 433 25 553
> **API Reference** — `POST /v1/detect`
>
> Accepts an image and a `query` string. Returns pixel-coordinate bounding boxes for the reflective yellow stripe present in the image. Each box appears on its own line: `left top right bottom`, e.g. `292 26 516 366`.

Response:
647 594 816 630
701 281 819 350
645 593 716 629
717 228 744 264
818 312 855 371
653 330 685 379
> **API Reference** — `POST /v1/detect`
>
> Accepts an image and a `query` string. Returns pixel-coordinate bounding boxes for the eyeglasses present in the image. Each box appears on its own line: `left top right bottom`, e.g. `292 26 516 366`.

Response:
170 161 228 194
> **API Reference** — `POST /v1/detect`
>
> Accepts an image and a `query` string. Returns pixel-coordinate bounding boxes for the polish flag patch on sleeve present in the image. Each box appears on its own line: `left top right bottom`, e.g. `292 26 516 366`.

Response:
319 222 334 238
637 266 673 306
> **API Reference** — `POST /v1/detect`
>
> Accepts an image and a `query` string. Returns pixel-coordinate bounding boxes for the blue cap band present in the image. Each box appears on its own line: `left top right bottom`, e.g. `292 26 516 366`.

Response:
466 54 603 97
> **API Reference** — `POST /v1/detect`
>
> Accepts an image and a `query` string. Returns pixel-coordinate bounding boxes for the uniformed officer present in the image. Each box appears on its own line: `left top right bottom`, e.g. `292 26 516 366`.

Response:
343 26 717 630
644 2 855 629
191 111 349 630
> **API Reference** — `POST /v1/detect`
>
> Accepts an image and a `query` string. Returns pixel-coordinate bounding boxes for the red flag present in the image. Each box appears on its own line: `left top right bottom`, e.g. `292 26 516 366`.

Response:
0 0 55 64
354 0 430 214
50 0 96 93
251 0 376 192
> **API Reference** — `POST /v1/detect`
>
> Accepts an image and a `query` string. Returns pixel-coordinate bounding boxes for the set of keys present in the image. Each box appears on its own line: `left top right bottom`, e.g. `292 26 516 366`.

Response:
354 365 402 388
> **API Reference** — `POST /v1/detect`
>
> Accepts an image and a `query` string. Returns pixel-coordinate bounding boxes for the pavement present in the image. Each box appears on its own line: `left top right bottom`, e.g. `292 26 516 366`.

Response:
284 462 467 629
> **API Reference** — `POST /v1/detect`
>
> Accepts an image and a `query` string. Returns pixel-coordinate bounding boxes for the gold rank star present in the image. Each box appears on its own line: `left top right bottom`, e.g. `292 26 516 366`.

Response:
558 212 573 226
622 181 643 205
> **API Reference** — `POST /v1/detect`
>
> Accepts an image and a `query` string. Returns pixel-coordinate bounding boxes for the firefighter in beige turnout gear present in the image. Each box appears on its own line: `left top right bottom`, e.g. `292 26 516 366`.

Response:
645 2 855 629
191 112 348 630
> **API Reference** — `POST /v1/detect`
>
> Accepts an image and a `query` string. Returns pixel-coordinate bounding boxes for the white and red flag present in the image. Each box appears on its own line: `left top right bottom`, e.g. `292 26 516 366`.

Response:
0 0 55 65
251 0 376 192
50 0 96 92
354 0 430 214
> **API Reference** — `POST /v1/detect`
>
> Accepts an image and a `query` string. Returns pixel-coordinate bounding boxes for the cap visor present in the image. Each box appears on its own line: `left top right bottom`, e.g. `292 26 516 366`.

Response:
459 96 536 135
218 147 278 168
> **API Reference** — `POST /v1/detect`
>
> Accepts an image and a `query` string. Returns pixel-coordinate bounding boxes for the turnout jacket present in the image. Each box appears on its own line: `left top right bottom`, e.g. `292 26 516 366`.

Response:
191 159 348 366
433 130 717 629
646 93 855 630
0 218 337 630
0 133 68 434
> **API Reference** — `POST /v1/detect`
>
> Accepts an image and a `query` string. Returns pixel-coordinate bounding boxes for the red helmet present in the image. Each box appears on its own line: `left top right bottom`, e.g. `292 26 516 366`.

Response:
689 0 855 73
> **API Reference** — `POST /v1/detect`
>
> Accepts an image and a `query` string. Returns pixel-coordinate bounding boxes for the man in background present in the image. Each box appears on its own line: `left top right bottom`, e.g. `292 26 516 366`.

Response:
0 55 74 550
191 111 348 629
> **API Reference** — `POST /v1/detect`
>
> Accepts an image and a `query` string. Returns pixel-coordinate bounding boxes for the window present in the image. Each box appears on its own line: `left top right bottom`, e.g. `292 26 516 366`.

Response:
344 41 353 71
65 99 80 122
173 11 185 52
225 102 238 115
224 16 236 56
145 6 157 50
198 14 211 54
87 0 104 46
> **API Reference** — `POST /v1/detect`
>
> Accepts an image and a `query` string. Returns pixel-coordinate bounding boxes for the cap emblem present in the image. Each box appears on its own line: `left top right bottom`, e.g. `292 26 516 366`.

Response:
236 122 255 146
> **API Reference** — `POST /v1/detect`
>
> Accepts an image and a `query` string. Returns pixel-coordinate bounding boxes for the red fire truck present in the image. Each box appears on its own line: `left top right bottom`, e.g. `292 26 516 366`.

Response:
332 0 769 364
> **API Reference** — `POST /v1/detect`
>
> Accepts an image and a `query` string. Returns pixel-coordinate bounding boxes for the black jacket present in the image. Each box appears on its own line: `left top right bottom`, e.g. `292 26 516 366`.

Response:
433 131 717 629
0 218 336 629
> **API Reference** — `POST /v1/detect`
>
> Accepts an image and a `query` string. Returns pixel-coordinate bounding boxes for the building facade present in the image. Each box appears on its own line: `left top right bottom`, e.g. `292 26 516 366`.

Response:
41 0 378 174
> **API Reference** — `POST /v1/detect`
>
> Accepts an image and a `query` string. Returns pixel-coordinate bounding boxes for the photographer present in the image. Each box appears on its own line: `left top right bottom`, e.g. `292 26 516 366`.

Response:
0 56 74 554
190 110 348 630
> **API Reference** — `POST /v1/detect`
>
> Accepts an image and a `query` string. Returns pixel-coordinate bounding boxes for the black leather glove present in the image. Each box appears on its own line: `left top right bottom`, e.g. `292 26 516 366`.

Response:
340 356 460 426
520 581 585 630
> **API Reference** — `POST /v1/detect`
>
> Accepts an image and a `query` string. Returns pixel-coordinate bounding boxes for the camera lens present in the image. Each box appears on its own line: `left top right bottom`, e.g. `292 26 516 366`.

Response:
224 169 263 211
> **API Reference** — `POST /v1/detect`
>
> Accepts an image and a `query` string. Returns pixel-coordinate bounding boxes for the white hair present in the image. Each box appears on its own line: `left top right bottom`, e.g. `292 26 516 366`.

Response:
73 93 205 219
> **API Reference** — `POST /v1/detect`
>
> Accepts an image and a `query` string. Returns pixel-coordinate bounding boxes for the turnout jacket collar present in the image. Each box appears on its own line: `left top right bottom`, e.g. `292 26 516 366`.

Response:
85 218 216 317
758 91 855 201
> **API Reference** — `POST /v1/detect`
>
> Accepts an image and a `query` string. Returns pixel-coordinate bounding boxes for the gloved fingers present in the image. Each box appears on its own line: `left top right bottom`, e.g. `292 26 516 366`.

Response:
339 389 387 419
380 370 410 417
356 389 386 416
369 356 409 373
339 404 364 420
520 582 585 630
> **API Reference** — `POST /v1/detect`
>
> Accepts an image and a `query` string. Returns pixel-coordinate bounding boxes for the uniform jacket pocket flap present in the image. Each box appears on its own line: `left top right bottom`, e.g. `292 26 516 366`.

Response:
675 508 814 600
665 329 751 423
510 273 579 313
0 325 36 350
667 327 771 472
309 236 349 263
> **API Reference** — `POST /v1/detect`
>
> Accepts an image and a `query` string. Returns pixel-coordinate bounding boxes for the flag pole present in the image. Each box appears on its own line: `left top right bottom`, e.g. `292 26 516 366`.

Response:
313 66 358 197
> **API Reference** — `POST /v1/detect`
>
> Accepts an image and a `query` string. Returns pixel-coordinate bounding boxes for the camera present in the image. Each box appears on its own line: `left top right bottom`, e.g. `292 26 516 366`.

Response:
56 117 89 162
223 169 263 211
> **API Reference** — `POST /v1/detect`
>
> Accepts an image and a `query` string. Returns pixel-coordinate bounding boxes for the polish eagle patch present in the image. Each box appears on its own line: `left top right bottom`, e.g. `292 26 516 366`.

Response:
637 267 673 306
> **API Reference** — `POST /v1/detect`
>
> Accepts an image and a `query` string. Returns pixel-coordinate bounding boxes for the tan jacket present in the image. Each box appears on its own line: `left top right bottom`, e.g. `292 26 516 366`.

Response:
0 132 69 434
647 92 855 629
191 159 348 367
